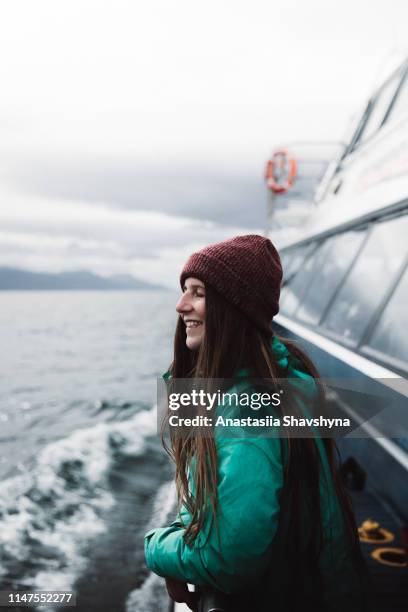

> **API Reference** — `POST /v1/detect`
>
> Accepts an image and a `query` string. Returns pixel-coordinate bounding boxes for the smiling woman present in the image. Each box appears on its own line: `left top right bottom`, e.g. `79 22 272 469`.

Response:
176 279 206 351
144 234 369 612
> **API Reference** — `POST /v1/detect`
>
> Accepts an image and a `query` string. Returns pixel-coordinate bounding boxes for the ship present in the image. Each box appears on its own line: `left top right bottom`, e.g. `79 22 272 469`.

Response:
265 55 408 612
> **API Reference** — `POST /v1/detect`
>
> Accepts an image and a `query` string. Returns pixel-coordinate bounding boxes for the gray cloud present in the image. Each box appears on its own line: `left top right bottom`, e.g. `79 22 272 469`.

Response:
2 156 267 229
0 192 263 287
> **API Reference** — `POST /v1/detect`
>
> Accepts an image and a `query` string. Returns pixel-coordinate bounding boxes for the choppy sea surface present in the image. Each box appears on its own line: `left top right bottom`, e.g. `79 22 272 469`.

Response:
0 291 180 612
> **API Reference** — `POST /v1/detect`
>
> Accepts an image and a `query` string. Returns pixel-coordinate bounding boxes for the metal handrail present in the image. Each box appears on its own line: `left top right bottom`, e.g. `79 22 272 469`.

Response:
197 588 227 612
171 586 229 612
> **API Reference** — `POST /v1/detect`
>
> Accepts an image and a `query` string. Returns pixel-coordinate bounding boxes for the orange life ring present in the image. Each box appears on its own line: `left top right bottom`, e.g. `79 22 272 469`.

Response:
265 149 297 194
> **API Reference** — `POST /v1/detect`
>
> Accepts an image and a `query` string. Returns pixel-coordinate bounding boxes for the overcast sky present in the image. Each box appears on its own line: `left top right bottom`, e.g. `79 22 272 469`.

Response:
0 0 407 288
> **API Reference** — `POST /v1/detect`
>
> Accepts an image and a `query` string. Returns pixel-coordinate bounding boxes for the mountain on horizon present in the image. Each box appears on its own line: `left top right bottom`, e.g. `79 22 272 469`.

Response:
0 267 166 291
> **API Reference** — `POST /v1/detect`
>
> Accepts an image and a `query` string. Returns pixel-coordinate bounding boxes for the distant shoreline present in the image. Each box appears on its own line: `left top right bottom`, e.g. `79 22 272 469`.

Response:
0 287 168 291
0 267 167 291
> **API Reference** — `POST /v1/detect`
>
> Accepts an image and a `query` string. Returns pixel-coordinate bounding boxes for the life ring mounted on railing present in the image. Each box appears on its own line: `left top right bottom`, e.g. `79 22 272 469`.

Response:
265 149 297 194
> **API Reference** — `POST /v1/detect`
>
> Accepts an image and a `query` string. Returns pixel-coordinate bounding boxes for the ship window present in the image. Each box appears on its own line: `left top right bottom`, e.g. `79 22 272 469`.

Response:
295 229 366 325
346 103 371 156
280 252 293 278
280 244 316 308
365 265 408 365
283 243 315 281
352 72 402 148
386 66 408 124
321 215 408 344
281 241 327 316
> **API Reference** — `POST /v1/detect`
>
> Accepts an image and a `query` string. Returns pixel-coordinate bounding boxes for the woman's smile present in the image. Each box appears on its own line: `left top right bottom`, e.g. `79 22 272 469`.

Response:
184 319 203 328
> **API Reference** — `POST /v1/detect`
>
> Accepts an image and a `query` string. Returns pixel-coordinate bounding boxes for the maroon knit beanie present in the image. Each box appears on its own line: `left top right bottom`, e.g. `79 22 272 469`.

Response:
180 234 282 334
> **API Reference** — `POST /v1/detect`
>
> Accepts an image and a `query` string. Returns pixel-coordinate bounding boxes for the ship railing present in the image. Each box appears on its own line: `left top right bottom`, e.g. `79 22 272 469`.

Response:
172 585 228 612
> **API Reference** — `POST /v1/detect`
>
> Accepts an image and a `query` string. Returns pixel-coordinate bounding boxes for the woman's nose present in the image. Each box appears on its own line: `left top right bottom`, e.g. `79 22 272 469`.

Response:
176 293 193 313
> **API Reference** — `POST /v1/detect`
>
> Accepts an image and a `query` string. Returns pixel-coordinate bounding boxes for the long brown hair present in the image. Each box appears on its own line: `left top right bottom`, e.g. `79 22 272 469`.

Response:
162 282 362 585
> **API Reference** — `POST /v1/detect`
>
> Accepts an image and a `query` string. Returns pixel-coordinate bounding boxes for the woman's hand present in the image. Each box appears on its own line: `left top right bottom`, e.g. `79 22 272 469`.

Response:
165 577 199 611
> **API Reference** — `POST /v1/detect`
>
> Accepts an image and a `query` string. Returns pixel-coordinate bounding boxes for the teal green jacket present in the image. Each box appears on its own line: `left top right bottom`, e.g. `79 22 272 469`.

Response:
144 337 364 608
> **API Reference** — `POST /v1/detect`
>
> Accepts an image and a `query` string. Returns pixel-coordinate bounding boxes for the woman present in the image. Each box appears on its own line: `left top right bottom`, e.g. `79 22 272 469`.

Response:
144 235 369 612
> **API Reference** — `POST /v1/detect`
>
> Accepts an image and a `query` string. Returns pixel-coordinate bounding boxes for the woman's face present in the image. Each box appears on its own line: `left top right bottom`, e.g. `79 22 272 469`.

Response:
176 277 205 350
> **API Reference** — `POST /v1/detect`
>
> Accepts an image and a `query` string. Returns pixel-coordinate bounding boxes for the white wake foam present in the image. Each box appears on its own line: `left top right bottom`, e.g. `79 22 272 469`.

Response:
126 478 177 612
0 404 157 605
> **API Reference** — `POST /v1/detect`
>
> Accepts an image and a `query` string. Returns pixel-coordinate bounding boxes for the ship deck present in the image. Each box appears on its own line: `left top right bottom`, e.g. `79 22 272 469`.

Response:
349 487 407 612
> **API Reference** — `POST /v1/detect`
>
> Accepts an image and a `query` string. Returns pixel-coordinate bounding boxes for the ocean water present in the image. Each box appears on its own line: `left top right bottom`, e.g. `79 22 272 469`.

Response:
0 290 180 612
